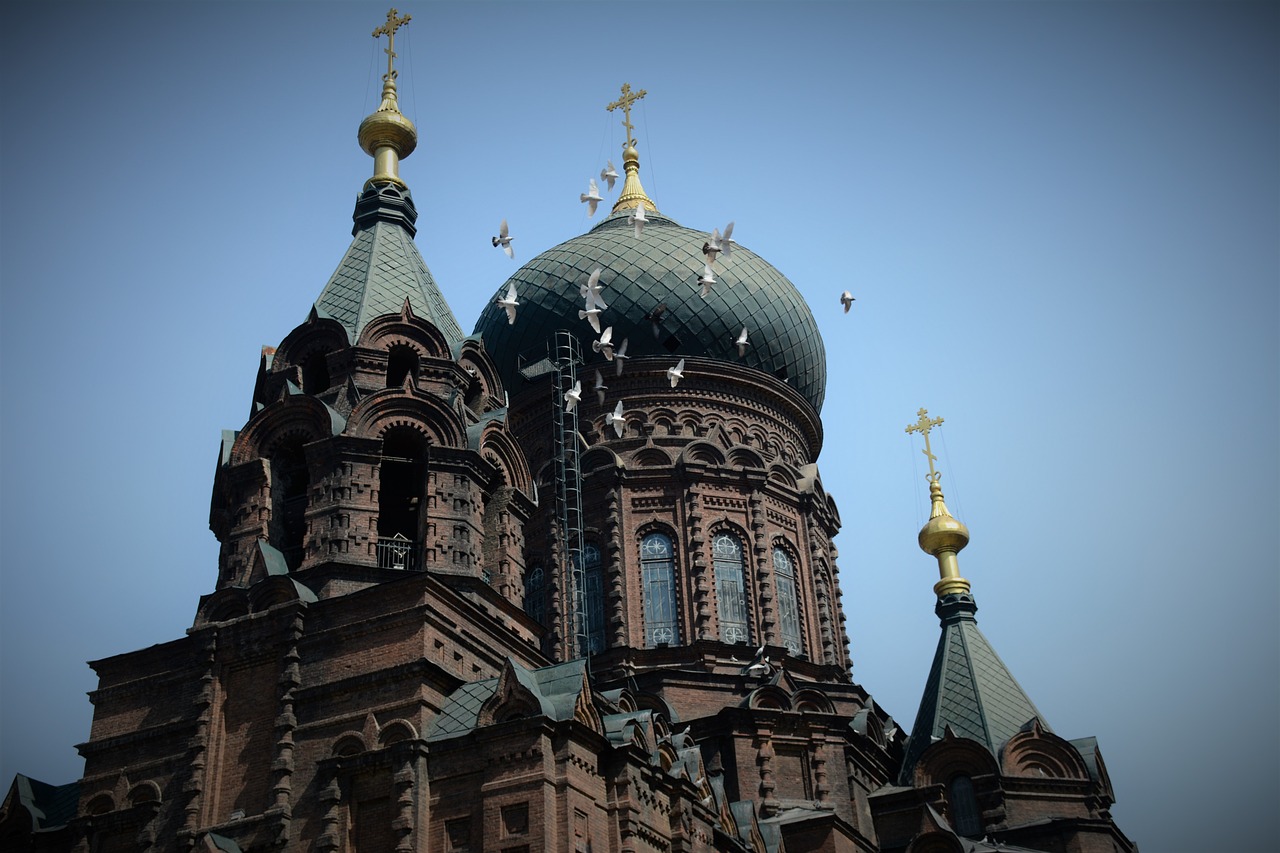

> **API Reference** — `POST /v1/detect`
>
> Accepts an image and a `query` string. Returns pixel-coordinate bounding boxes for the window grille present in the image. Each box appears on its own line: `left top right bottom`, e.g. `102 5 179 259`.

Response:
773 546 802 656
641 533 680 647
583 543 606 653
713 533 750 644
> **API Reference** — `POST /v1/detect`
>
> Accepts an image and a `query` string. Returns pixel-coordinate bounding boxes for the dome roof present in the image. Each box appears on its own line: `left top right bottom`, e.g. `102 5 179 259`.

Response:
473 209 827 412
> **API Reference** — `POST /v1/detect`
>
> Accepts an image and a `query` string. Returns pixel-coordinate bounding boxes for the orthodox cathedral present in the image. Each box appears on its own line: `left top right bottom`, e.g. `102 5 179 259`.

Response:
1 13 1134 853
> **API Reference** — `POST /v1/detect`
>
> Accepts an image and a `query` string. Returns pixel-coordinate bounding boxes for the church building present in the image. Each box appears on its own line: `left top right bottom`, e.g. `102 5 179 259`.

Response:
1 12 1135 853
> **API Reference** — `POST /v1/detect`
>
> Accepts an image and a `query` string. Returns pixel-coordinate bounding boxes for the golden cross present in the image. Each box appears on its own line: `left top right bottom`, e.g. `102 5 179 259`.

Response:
372 8 412 82
905 408 946 482
606 83 648 149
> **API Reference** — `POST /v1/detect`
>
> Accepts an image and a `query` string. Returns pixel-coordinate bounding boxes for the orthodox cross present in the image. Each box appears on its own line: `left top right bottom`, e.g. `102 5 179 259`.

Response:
606 83 648 149
372 8 412 82
905 408 945 482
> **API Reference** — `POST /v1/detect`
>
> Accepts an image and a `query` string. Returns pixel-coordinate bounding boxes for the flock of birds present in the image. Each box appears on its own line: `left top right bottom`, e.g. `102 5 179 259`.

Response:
489 159 858 440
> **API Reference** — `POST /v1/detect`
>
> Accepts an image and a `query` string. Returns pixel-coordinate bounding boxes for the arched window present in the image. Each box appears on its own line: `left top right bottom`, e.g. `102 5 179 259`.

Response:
269 438 309 569
948 774 982 837
772 546 802 656
583 543 607 653
523 563 546 626
386 345 419 388
377 429 427 570
712 533 749 644
301 352 330 394
640 532 680 647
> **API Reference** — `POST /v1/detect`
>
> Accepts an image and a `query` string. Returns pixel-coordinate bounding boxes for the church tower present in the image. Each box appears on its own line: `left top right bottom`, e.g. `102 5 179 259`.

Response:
868 411 1135 852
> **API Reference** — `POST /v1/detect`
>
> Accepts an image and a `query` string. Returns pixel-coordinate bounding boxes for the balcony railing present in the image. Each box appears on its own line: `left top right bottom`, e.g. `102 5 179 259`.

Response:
376 534 419 571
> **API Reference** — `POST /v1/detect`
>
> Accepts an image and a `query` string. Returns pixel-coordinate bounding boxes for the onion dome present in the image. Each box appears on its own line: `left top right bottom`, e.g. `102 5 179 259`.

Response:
918 476 972 598
473 211 827 413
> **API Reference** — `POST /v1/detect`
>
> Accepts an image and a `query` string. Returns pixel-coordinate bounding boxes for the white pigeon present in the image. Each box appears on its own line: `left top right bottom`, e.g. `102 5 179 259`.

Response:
580 177 603 216
628 202 648 239
593 369 608 406
491 219 514 259
592 326 615 360
579 268 608 311
698 264 716 299
600 160 619 191
744 655 772 678
702 228 723 265
612 337 629 376
735 327 749 357
496 282 519 325
578 301 604 334
645 303 667 339
564 379 582 412
604 399 625 438
840 290 856 313
719 220 735 256
666 358 685 388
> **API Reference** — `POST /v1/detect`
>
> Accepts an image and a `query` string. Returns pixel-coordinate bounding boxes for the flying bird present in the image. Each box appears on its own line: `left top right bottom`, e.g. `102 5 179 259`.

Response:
579 268 608 310
605 400 625 438
600 160 619 191
741 644 771 678
702 228 723 265
719 220 735 256
744 655 772 678
593 370 608 406
580 177 603 216
491 219 514 259
496 282 519 325
564 379 582 412
613 337 629 375
735 327 749 357
593 326 615 360
628 202 648 238
840 291 856 313
698 264 716 299
645 303 668 339
579 300 604 334
667 358 686 388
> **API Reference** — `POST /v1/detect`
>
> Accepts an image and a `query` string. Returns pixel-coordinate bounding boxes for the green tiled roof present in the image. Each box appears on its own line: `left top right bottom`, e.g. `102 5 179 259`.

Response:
472 210 827 412
313 183 464 347
426 658 589 742
6 775 79 830
900 594 1047 783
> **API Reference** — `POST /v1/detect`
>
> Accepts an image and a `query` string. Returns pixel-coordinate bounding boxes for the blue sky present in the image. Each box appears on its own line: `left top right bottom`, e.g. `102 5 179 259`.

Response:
1 2 1276 850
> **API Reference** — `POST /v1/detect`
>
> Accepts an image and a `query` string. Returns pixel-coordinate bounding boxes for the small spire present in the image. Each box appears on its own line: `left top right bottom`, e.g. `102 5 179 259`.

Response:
905 409 971 598
358 9 418 189
606 83 658 214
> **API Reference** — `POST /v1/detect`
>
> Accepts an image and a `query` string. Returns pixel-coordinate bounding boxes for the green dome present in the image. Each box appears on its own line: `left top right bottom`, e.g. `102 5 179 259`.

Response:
473 210 827 412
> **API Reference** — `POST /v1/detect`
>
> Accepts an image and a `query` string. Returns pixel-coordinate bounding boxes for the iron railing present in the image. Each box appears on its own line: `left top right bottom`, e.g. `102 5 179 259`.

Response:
376 534 419 571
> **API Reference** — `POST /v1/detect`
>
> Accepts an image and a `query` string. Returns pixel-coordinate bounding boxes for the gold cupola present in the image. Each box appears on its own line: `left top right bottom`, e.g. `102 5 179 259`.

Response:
607 83 658 214
358 9 417 188
905 409 972 598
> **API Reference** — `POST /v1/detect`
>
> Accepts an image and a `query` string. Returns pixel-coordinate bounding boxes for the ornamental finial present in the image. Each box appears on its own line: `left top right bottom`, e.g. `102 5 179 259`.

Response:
372 8 412 84
606 83 658 215
905 408 945 483
906 409 971 598
359 9 418 188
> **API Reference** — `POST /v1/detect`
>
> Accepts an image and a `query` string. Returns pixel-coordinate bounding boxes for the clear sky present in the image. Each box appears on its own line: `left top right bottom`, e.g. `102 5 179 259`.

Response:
1 2 1275 850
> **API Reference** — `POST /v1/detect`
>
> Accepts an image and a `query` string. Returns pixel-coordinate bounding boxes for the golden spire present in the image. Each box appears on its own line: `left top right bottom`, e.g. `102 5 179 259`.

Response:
358 8 418 188
905 409 971 598
606 83 658 214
